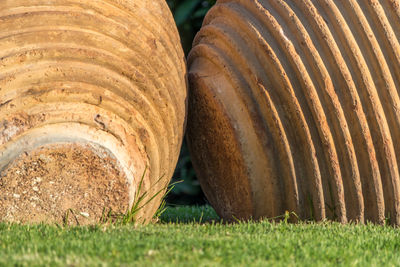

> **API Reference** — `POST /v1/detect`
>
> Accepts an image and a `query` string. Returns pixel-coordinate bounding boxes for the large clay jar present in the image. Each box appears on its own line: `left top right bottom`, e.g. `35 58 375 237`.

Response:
188 0 400 224
0 0 187 224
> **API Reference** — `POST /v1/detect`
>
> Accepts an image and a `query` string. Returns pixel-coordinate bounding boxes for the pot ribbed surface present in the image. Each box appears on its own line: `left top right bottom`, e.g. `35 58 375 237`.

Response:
188 0 400 224
0 0 187 224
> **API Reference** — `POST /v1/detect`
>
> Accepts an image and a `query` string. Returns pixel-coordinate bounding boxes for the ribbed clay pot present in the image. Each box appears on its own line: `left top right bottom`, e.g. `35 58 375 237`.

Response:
188 0 400 224
0 0 187 224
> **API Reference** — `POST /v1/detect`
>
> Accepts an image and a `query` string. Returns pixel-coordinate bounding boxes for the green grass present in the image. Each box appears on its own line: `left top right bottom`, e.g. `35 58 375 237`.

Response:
1 206 400 266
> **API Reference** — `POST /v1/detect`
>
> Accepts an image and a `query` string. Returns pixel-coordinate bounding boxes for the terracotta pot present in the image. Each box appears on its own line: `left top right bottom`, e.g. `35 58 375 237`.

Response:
188 0 400 224
0 0 187 224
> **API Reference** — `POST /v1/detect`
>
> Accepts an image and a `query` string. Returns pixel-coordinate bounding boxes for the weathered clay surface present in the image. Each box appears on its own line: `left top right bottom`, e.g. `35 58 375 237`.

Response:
0 0 187 224
187 0 400 224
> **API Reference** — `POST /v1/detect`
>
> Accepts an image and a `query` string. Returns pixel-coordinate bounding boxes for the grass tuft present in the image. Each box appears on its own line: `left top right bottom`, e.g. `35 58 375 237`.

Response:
97 167 178 225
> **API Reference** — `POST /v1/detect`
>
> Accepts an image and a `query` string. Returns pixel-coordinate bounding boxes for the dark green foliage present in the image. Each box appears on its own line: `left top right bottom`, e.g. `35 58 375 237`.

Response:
168 141 206 205
167 0 216 54
166 1 217 205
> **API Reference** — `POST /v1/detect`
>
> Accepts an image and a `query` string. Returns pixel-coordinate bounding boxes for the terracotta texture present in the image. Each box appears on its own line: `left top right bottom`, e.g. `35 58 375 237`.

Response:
0 0 187 224
187 0 400 224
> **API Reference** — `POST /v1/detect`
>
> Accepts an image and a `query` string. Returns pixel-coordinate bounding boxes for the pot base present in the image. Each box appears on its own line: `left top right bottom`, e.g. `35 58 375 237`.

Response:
0 142 129 225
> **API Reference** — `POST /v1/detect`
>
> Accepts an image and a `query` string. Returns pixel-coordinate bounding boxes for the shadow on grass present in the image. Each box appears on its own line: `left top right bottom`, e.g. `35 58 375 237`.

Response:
159 205 220 224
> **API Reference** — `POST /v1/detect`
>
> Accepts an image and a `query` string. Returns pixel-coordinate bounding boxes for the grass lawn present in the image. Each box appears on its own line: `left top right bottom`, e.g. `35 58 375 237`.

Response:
1 206 400 266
